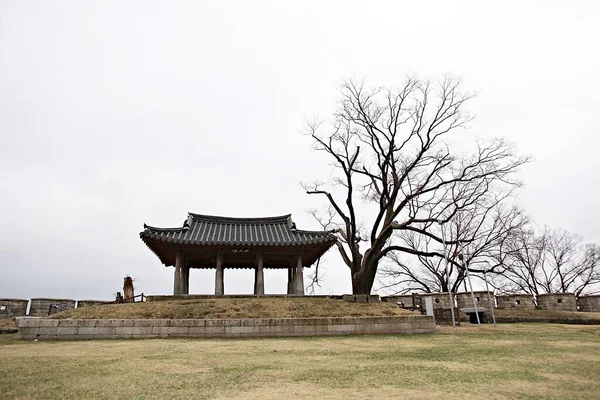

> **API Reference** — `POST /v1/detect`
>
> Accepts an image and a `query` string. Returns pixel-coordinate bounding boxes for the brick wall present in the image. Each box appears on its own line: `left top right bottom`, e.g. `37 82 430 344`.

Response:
0 299 28 319
19 315 435 340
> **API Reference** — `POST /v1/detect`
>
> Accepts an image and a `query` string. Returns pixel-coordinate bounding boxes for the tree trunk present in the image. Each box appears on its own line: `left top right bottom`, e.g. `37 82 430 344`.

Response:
351 260 379 294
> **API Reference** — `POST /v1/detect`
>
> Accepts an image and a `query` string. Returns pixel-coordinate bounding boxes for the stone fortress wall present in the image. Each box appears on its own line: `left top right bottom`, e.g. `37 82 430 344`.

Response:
578 295 600 312
0 299 29 319
496 294 536 310
536 293 577 311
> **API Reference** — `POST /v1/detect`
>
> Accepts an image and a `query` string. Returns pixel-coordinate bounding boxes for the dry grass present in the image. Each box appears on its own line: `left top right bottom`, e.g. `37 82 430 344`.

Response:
1 323 599 399
45 298 413 320
0 319 16 329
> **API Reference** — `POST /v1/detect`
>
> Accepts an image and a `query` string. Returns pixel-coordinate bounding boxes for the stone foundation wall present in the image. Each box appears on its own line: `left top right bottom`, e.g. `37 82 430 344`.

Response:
29 298 76 317
536 293 577 311
76 300 114 308
0 299 29 319
456 291 494 309
577 295 600 312
420 293 454 309
19 315 435 340
496 294 535 310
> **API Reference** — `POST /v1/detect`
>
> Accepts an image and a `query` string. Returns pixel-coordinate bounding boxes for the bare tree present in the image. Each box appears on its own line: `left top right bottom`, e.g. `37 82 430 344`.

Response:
494 227 600 296
303 76 529 294
378 197 528 294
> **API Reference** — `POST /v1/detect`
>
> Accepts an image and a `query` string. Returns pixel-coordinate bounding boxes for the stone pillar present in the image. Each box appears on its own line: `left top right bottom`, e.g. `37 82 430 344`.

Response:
173 250 183 295
254 253 264 296
215 253 224 296
294 254 304 295
287 267 295 295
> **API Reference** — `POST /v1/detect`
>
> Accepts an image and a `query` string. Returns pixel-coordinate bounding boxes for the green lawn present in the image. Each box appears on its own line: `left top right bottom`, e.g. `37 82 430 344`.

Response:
1 324 599 399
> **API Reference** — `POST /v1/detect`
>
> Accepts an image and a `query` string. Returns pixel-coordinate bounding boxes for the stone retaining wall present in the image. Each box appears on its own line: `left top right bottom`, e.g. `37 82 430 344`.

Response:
18 315 435 340
29 298 76 317
578 295 600 312
0 299 28 319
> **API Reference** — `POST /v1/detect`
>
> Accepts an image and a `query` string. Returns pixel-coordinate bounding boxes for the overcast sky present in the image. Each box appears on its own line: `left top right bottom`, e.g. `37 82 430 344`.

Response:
1 1 598 300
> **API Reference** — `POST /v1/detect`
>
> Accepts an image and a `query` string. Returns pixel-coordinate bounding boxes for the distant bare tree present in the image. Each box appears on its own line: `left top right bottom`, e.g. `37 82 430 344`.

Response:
494 228 600 296
303 76 529 294
377 194 528 294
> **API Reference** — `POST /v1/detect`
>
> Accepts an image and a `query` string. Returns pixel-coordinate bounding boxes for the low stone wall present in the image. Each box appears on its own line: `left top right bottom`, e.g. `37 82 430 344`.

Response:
18 315 435 340
77 300 114 308
456 291 494 309
496 294 535 310
0 298 28 319
536 293 577 311
578 295 600 312
381 295 415 309
29 298 76 317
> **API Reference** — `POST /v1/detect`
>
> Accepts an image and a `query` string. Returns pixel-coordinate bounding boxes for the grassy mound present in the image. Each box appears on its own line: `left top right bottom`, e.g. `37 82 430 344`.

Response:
45 298 414 320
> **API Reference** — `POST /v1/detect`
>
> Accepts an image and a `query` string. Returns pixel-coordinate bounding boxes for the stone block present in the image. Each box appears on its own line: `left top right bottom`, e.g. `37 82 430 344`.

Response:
258 325 294 334
76 320 98 327
18 318 42 328
188 327 207 336
367 295 380 303
78 327 115 336
133 319 168 327
204 319 225 327
57 320 79 327
56 327 78 335
355 294 368 303
115 327 153 336
292 324 324 334
38 327 58 336
342 294 356 302
152 326 189 337
225 326 261 335
203 326 226 335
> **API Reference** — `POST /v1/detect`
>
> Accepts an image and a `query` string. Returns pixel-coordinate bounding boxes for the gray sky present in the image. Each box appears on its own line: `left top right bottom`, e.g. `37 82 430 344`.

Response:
1 1 599 300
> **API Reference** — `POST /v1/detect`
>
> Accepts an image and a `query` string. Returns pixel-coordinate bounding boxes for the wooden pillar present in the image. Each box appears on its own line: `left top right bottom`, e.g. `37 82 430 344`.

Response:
180 266 189 295
254 253 264 296
174 250 183 295
215 253 224 296
294 254 304 296
287 267 295 295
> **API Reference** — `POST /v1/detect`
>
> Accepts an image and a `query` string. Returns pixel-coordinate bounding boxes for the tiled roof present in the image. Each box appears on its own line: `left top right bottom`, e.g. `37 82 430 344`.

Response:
140 213 336 247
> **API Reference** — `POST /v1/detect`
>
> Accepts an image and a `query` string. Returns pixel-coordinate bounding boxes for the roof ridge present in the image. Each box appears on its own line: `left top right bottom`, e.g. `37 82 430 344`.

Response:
187 213 292 224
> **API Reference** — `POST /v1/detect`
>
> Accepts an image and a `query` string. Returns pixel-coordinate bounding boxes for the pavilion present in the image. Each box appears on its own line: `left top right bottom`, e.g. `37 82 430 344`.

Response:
140 213 337 296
